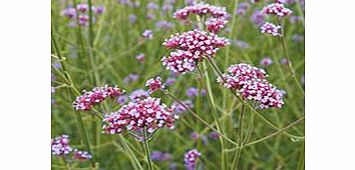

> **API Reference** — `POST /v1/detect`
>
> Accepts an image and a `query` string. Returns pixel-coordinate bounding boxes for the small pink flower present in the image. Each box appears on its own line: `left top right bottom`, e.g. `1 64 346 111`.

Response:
173 2 228 20
135 53 145 63
73 149 92 161
161 50 197 74
261 3 292 17
205 17 228 33
260 22 281 36
260 57 273 66
142 30 154 39
77 4 89 13
145 77 165 93
184 149 201 170
102 97 178 136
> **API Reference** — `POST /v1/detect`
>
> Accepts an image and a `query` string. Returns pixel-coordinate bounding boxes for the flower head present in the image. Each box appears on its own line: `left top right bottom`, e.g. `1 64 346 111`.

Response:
173 2 228 21
61 7 77 19
260 22 281 36
77 4 89 13
92 6 105 14
102 97 178 135
260 57 273 66
73 85 125 111
205 17 228 33
184 149 201 170
208 131 220 140
73 149 92 161
135 53 145 63
162 50 197 75
129 89 149 101
171 99 194 114
261 3 292 17
145 77 165 93
142 30 154 39
250 10 265 25
51 134 72 156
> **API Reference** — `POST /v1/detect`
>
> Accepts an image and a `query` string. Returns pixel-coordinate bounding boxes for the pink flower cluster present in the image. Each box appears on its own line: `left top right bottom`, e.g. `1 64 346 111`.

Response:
184 149 201 170
162 29 229 74
145 77 165 93
102 97 178 135
261 3 292 17
73 85 125 111
217 63 284 109
73 149 93 161
51 135 72 156
173 2 228 20
205 17 228 33
61 4 105 27
260 22 281 36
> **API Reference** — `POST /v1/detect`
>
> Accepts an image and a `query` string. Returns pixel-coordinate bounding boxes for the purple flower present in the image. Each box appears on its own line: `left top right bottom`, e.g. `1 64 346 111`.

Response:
51 87 56 94
129 89 149 101
93 6 105 14
169 162 178 170
156 20 174 30
231 39 250 49
208 131 220 140
171 99 194 114
51 73 56 82
190 132 200 140
147 2 159 10
135 53 145 63
250 10 265 25
280 58 289 65
291 34 304 42
162 4 173 12
117 95 128 105
289 16 302 24
184 149 201 170
52 62 62 69
123 74 139 84
185 0 196 6
235 2 250 16
165 78 176 86
146 13 156 20
151 151 163 160
77 4 89 13
51 134 72 156
142 30 154 39
128 14 137 24
73 149 92 161
61 7 76 19
186 87 206 98
260 57 273 66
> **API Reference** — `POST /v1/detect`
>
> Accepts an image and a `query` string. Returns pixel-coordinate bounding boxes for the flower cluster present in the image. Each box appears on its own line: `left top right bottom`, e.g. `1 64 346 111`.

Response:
217 63 284 109
61 4 105 27
73 149 93 161
162 29 229 74
205 18 228 33
142 30 154 39
151 151 173 161
51 135 92 161
171 99 194 114
261 3 292 17
51 134 72 156
260 22 281 36
173 2 228 21
184 149 201 170
235 2 250 16
102 97 178 135
73 85 125 111
145 77 165 93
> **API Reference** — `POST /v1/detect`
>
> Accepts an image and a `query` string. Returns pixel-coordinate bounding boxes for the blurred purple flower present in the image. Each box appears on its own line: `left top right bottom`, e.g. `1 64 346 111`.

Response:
235 2 250 16
162 4 173 12
129 89 149 101
61 7 76 19
280 58 289 65
123 74 139 84
172 100 194 114
135 53 145 63
128 14 137 24
93 6 105 14
250 10 265 25
231 39 250 49
51 73 56 82
165 78 176 86
208 131 220 140
169 162 178 170
147 2 159 10
186 87 206 98
185 0 196 5
156 20 174 30
117 95 128 105
51 87 56 94
292 34 304 42
289 16 303 24
146 13 156 20
52 62 62 69
77 4 89 13
142 30 153 39
260 57 273 66
151 151 172 161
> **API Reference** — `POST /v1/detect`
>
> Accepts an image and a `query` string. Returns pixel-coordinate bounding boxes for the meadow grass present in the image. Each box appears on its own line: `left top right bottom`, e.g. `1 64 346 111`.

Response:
51 0 305 169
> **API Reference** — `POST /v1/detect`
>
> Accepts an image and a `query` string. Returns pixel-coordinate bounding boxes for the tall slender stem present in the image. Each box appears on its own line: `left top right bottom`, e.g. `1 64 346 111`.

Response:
231 104 245 169
142 128 153 170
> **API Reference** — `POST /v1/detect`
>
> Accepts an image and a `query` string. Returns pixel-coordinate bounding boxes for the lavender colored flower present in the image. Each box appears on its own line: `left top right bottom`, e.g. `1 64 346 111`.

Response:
163 4 173 12
151 151 163 160
156 20 174 30
129 89 149 101
142 30 154 39
289 16 303 24
185 0 196 5
52 62 62 69
147 2 159 10
93 6 105 14
51 134 72 156
61 7 76 19
235 2 250 16
123 74 139 84
51 87 56 94
186 87 206 98
169 162 178 170
250 10 265 25
78 15 89 26
171 99 194 114
174 2 229 20
165 78 176 86
190 132 200 140
117 95 128 105
135 53 145 63
261 3 292 17
291 34 304 42
260 57 273 66
280 58 289 65
145 76 165 93
77 4 89 13
128 14 137 24
205 17 228 33
146 13 156 20
184 149 201 170
231 39 250 49
208 131 220 140
51 73 56 82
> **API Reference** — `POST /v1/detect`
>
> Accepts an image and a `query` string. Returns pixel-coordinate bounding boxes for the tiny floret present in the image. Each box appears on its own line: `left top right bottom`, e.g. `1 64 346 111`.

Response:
145 77 165 93
51 134 72 156
261 3 292 17
184 149 201 170
260 22 281 36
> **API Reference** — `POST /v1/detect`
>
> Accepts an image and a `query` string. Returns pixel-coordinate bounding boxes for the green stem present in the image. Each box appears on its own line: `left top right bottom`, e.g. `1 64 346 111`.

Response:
143 128 153 170
231 104 245 170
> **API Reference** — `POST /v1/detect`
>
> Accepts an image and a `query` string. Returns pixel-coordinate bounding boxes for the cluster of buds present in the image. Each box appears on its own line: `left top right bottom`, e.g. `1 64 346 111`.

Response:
145 77 165 93
259 2 292 36
173 2 228 20
174 2 229 33
162 29 229 74
61 4 105 27
102 97 179 137
217 63 284 109
73 85 125 111
51 135 92 161
261 3 292 17
260 22 281 36
184 149 201 170
171 99 194 114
